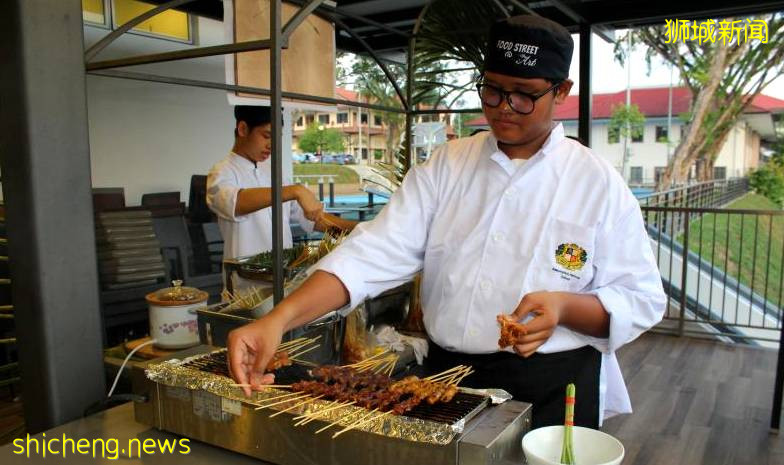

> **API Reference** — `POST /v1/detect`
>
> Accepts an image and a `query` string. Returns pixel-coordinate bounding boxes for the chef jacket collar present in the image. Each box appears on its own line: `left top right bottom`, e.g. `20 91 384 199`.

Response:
486 122 565 175
230 151 267 171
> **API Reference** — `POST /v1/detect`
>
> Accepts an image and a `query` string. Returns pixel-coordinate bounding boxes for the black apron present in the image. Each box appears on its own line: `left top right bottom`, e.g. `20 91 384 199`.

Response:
425 343 601 429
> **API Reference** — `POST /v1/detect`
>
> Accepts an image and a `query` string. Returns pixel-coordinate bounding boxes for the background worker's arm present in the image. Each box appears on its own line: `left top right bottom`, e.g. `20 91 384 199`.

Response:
235 184 323 221
314 213 358 232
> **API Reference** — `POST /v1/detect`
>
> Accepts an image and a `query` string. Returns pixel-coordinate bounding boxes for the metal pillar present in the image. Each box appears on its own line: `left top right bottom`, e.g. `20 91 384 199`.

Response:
578 23 592 146
773 324 784 431
404 38 416 171
0 0 105 432
270 0 285 304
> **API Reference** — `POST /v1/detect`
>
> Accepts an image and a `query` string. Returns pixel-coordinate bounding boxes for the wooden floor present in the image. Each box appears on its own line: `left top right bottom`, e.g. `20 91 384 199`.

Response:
605 332 784 465
0 333 782 463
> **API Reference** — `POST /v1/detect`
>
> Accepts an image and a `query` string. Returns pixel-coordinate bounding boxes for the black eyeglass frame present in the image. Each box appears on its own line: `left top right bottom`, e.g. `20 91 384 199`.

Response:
476 80 563 115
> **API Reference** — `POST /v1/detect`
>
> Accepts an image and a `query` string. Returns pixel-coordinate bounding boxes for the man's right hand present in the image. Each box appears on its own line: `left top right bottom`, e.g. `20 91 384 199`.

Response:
295 185 324 222
227 315 286 397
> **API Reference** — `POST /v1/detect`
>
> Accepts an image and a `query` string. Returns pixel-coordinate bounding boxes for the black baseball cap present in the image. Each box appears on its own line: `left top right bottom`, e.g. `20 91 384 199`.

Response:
483 15 574 81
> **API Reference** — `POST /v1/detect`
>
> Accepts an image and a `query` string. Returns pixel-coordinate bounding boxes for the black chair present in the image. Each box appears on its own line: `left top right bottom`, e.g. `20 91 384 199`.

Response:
151 214 222 297
188 175 215 223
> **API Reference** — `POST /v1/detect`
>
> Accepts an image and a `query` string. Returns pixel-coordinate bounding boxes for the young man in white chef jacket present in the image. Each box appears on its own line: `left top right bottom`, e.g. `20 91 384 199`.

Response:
207 105 356 290
226 17 666 428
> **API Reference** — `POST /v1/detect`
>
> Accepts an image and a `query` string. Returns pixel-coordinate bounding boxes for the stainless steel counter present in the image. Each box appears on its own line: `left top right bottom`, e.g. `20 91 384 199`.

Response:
0 403 268 465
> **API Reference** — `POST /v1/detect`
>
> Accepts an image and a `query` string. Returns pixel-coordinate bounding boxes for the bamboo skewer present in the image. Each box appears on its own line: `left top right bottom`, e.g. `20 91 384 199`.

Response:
230 383 291 389
278 337 307 350
315 408 366 434
269 395 324 418
289 344 321 360
254 393 312 410
348 349 390 368
292 399 340 425
294 401 357 426
332 409 390 439
328 408 379 436
425 365 467 381
291 358 318 367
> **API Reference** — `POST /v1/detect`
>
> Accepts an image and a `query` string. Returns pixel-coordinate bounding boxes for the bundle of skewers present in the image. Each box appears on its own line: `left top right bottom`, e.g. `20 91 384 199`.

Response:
265 336 323 370
233 351 474 439
219 285 271 312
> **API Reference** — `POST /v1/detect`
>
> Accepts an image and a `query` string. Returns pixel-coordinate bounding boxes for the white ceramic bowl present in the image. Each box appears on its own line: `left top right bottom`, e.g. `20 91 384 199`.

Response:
522 425 624 465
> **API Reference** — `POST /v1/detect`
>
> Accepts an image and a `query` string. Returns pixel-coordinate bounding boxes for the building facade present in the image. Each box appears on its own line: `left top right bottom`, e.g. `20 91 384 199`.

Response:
292 88 454 163
467 86 784 186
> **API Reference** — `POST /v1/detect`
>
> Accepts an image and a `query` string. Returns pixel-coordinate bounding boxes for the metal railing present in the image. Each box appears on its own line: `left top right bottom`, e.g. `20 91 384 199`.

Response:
638 177 749 208
643 205 783 343
641 204 784 430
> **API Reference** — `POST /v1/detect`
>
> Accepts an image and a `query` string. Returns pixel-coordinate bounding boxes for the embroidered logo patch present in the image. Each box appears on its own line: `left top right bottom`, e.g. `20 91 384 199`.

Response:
555 243 588 271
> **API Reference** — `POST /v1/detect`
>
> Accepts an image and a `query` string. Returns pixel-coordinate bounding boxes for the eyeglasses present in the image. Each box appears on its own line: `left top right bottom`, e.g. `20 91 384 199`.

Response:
476 81 562 115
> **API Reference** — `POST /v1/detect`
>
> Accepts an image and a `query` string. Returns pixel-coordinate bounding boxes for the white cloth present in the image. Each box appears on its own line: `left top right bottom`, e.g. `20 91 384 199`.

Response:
206 152 315 261
373 325 429 365
314 124 666 421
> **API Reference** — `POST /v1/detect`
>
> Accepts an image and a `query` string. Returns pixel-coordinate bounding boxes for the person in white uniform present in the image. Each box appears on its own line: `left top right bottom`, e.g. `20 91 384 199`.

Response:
207 105 356 289
226 17 666 428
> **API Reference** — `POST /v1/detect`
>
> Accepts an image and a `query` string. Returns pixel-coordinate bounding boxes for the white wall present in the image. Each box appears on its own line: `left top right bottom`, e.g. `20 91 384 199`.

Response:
84 16 293 206
563 118 756 183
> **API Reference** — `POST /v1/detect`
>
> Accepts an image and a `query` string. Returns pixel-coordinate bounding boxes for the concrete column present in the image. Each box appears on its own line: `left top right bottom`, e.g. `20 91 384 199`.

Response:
0 0 105 432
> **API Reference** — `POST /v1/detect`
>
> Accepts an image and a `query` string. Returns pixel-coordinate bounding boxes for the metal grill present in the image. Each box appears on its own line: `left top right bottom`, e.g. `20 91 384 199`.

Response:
180 350 488 425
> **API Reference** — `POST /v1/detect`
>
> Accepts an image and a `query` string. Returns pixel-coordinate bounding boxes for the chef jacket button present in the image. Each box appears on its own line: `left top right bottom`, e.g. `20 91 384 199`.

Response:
493 232 504 242
480 280 492 291
468 329 478 337
505 187 517 197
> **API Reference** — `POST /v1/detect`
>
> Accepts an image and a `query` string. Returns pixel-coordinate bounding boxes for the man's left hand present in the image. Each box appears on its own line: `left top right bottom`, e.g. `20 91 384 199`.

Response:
509 291 568 358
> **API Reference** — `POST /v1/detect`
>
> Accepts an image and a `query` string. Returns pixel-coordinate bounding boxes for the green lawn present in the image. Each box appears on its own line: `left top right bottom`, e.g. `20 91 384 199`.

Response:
683 193 784 306
293 164 359 184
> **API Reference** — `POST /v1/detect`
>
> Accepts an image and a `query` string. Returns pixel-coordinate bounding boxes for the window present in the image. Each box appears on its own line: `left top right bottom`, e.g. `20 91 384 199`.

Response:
306 114 315 125
608 127 619 144
82 0 108 26
361 148 368 159
361 113 368 124
113 0 192 43
83 1 193 43
630 167 643 184
337 113 348 124
296 116 303 127
374 149 383 160
631 129 643 143
654 167 667 184
374 115 383 126
714 166 727 180
318 114 330 125
655 125 669 143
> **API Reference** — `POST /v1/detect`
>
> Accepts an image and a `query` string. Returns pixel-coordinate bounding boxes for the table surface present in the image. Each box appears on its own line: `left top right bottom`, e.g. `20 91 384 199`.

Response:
0 403 267 464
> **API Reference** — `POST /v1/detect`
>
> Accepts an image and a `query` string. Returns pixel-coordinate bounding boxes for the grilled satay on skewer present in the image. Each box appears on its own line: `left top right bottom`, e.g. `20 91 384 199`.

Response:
497 314 528 348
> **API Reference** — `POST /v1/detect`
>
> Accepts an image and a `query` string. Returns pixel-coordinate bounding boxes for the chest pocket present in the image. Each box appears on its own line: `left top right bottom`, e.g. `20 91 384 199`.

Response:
528 218 596 292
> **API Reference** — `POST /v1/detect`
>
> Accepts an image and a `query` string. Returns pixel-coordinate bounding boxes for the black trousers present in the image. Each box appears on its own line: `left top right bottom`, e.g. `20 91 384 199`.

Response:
425 344 601 429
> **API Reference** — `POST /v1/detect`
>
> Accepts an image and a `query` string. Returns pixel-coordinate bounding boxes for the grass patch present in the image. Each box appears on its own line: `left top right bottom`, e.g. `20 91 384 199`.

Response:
682 193 784 307
293 164 359 184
